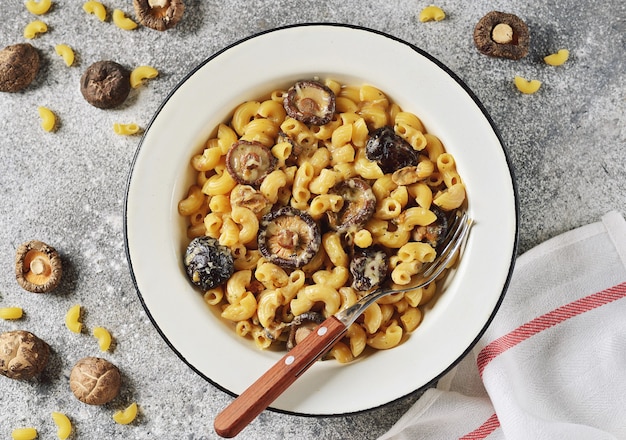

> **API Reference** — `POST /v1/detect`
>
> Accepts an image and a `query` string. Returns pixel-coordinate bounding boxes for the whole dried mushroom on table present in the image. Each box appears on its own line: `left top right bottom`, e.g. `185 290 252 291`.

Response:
80 60 131 109
133 0 185 31
0 330 50 380
473 11 530 60
0 43 40 93
15 240 62 293
70 356 121 405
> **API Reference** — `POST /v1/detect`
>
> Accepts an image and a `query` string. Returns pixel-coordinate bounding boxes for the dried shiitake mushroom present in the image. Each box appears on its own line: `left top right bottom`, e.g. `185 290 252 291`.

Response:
133 0 184 31
80 60 131 109
0 43 40 93
15 240 62 293
258 206 321 269
474 11 530 60
70 356 121 405
284 80 336 126
0 330 50 380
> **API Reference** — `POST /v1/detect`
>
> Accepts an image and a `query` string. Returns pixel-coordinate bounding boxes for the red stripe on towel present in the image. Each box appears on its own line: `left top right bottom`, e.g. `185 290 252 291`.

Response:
459 413 500 439
477 281 626 377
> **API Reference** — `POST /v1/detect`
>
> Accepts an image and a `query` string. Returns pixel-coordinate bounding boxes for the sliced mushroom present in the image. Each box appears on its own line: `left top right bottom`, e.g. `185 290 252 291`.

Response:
327 178 376 234
412 205 450 250
15 240 62 293
0 43 40 93
133 0 184 31
350 246 389 292
286 312 324 350
184 236 234 290
473 11 530 60
230 184 271 218
226 140 277 187
257 207 321 269
284 80 336 126
366 126 419 174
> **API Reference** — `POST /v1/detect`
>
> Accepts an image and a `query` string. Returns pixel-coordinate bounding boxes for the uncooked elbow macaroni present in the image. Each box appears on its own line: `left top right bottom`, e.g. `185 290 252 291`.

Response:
179 79 466 360
83 0 107 21
112 9 138 30
25 0 52 15
24 20 47 39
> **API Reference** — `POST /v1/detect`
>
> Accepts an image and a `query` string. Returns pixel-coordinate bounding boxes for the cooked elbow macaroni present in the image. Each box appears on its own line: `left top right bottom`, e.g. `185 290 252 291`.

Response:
179 79 466 361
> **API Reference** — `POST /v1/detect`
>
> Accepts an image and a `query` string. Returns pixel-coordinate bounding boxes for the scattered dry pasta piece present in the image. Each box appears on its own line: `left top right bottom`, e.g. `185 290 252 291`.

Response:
38 106 57 132
544 49 569 66
25 0 52 15
24 20 48 39
0 307 23 320
83 0 107 21
419 5 445 22
130 65 159 88
51 412 72 440
113 9 138 30
514 75 542 94
113 402 138 425
54 44 75 67
65 304 83 333
93 326 112 351
11 428 38 440
113 123 141 135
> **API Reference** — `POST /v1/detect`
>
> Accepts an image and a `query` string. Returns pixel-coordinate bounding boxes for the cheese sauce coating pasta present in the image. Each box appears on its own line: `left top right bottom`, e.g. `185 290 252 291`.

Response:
179 79 466 362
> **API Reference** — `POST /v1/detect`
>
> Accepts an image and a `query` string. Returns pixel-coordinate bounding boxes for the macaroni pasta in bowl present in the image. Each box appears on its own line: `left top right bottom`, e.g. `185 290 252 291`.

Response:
178 78 466 363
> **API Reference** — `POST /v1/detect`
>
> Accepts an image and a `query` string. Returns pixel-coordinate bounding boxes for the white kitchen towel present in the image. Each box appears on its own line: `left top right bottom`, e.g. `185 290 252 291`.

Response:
379 210 626 440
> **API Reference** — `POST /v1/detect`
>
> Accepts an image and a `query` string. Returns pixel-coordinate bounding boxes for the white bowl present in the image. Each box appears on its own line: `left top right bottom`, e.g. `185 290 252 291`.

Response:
124 23 518 416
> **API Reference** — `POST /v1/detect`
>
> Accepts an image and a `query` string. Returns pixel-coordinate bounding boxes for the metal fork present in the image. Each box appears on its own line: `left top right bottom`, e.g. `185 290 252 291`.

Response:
214 211 473 438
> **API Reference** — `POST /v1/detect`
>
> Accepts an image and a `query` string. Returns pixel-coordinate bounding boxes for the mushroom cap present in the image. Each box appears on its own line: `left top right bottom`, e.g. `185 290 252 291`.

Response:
327 178 377 234
0 330 50 380
350 246 389 292
258 206 321 269
473 11 530 60
184 236 234 290
80 60 131 109
70 356 121 405
15 240 62 293
365 126 419 174
284 80 336 126
225 140 277 187
0 43 40 93
133 0 185 31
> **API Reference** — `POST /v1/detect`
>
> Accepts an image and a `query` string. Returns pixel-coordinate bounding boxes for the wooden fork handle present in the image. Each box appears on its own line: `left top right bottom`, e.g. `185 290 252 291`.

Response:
214 316 347 438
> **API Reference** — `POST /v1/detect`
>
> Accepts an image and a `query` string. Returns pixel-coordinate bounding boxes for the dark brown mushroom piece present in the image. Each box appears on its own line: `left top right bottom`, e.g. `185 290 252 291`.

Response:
15 240 62 293
184 236 234 290
133 0 184 31
365 126 419 174
80 60 131 109
230 184 271 218
70 357 121 405
350 246 389 292
286 312 324 350
226 140 277 187
327 178 376 234
473 11 530 60
258 206 321 269
284 80 336 126
0 330 50 380
412 205 451 251
0 43 40 93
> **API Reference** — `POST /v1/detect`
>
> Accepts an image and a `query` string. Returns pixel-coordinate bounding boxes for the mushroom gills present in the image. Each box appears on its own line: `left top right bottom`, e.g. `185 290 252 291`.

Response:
226 140 277 187
284 80 336 125
257 206 321 269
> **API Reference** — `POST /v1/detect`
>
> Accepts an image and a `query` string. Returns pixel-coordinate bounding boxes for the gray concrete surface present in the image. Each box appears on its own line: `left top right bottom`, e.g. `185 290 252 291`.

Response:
1 1 624 439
